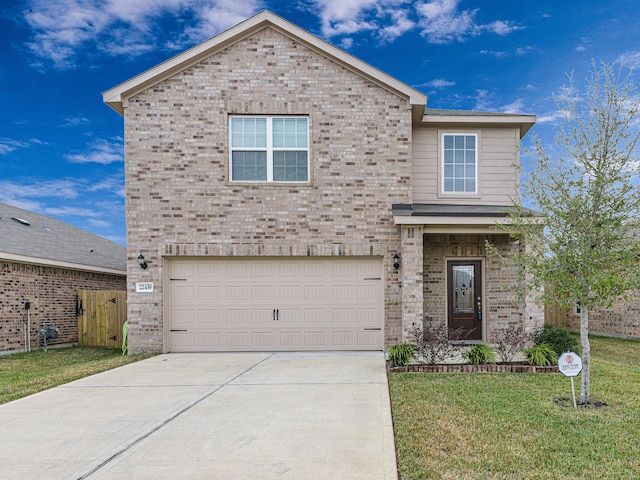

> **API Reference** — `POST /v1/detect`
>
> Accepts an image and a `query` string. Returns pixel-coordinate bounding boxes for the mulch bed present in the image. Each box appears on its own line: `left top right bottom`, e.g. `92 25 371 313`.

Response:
389 364 558 374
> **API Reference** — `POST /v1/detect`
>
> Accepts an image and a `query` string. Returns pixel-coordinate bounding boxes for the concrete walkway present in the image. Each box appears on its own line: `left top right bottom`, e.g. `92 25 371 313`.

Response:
0 352 397 479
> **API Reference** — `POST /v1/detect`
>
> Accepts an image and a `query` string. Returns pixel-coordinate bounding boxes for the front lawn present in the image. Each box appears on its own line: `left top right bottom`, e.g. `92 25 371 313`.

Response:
0 347 154 405
389 335 640 479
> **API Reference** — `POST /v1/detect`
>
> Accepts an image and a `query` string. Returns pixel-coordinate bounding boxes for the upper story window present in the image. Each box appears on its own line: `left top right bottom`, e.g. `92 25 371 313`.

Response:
230 116 309 182
442 133 477 194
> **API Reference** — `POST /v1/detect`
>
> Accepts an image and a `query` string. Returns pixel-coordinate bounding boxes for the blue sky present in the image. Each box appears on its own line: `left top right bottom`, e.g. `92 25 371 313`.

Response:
2 0 640 245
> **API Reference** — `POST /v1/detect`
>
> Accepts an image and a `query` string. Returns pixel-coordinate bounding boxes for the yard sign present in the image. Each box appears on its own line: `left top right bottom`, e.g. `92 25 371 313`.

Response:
558 351 583 408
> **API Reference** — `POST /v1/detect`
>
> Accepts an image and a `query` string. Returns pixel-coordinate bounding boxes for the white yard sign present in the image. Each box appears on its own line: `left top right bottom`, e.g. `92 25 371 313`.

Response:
558 351 583 408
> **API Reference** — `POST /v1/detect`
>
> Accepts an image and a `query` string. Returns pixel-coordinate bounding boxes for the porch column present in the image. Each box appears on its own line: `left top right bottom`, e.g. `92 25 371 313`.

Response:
400 225 424 341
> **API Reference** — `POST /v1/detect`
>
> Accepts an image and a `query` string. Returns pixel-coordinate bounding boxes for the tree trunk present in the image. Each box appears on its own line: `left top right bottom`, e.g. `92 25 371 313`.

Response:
579 306 591 404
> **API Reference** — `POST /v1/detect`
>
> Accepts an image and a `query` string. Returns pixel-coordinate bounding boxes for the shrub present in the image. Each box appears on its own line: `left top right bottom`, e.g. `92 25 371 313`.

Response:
493 323 531 363
409 321 470 365
387 343 415 367
464 343 497 365
525 343 559 366
533 323 579 356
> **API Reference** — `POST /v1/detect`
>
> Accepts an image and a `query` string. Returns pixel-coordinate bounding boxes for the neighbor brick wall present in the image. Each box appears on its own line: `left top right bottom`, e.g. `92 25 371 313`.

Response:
422 234 542 343
0 261 126 353
123 27 413 352
565 298 640 339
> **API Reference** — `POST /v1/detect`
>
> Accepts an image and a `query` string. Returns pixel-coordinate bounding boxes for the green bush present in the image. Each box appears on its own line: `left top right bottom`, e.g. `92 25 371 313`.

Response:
525 343 559 366
533 323 579 355
464 343 497 365
388 343 415 367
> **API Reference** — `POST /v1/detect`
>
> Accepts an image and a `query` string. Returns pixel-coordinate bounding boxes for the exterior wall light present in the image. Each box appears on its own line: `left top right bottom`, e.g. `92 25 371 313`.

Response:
137 254 148 269
393 254 400 270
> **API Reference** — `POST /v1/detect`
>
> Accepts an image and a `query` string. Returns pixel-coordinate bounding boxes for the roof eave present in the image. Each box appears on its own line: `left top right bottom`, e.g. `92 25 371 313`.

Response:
0 252 126 276
102 10 427 116
421 112 536 138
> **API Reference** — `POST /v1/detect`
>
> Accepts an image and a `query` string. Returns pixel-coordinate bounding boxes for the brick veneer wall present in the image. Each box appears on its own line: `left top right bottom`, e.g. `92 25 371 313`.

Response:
0 261 126 353
123 27 413 352
564 298 640 339
423 234 541 343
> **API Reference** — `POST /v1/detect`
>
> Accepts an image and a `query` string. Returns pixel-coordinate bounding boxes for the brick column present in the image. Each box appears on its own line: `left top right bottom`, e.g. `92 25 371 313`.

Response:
400 225 424 341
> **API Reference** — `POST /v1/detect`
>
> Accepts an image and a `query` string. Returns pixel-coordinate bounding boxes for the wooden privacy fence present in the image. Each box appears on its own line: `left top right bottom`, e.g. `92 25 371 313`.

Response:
544 301 568 328
77 290 127 348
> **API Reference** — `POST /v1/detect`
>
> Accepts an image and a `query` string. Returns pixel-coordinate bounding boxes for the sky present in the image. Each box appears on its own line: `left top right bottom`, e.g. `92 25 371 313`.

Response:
2 0 640 246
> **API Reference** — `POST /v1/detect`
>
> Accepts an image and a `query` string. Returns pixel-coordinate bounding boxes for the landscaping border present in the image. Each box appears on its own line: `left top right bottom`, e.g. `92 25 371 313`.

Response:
389 364 558 373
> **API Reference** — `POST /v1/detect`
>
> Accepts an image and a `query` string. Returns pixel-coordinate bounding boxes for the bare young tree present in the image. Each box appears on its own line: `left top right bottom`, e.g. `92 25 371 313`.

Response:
496 61 640 403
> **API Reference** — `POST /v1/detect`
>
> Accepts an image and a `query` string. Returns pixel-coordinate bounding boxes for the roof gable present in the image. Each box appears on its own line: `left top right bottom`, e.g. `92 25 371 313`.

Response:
0 203 126 274
103 10 427 115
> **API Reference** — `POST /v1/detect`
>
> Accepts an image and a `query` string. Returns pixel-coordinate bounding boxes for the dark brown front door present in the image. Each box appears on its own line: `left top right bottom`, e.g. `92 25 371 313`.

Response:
447 260 482 341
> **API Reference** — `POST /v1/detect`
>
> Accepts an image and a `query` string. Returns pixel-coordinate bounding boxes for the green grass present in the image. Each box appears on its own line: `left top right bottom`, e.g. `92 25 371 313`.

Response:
389 336 640 479
0 347 154 405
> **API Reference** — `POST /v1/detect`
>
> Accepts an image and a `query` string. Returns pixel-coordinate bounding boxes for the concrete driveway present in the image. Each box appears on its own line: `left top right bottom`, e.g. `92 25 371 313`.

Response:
0 352 397 479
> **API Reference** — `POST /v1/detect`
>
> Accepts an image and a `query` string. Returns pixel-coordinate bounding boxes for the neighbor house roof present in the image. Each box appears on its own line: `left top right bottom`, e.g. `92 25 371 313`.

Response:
0 203 126 275
422 109 536 138
103 10 427 116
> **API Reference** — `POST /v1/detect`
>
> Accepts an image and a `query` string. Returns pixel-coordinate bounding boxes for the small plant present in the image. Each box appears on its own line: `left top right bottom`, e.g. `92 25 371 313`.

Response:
387 343 415 367
122 321 128 356
525 343 559 366
409 320 470 365
464 343 497 365
493 323 531 363
533 323 579 355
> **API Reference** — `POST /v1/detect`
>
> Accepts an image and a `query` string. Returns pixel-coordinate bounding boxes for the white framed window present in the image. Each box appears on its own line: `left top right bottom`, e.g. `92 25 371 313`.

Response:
442 133 477 194
229 116 309 182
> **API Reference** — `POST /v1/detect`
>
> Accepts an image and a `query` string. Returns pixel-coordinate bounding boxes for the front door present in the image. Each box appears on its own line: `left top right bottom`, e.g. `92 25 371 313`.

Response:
447 260 482 341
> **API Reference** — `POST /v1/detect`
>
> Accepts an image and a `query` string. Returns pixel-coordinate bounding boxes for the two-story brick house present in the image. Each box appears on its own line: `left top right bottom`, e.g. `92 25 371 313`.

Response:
104 10 543 354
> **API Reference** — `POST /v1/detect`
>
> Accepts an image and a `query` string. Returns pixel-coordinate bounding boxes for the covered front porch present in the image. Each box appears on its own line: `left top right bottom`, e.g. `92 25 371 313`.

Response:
393 204 544 345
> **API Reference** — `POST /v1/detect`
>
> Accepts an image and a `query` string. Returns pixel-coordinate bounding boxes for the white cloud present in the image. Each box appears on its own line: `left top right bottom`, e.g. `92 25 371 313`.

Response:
536 111 566 124
0 138 30 155
44 206 101 217
501 98 525 114
619 51 640 69
23 0 263 69
415 0 521 44
64 138 123 164
0 179 81 202
418 78 455 88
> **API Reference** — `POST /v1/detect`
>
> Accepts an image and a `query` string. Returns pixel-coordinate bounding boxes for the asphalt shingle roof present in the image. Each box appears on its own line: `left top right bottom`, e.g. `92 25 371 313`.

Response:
0 203 126 273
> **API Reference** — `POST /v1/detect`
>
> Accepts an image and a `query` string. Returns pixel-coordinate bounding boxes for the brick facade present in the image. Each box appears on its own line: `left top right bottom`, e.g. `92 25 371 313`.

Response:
0 261 126 353
123 27 413 352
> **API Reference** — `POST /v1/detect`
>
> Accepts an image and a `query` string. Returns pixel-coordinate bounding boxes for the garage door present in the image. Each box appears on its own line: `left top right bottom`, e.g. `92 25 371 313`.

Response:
166 257 383 352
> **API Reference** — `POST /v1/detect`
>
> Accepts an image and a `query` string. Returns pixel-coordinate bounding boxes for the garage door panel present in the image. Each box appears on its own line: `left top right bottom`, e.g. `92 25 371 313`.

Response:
358 330 381 346
197 331 221 347
303 331 326 347
172 308 195 326
197 285 220 301
172 285 195 302
251 285 273 301
332 330 356 346
357 308 379 323
251 332 273 347
356 285 379 300
304 308 325 324
227 331 250 347
167 257 382 352
279 284 303 300
304 285 326 300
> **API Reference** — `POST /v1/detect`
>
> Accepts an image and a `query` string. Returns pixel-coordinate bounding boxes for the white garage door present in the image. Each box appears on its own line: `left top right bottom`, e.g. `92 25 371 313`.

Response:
166 257 383 352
